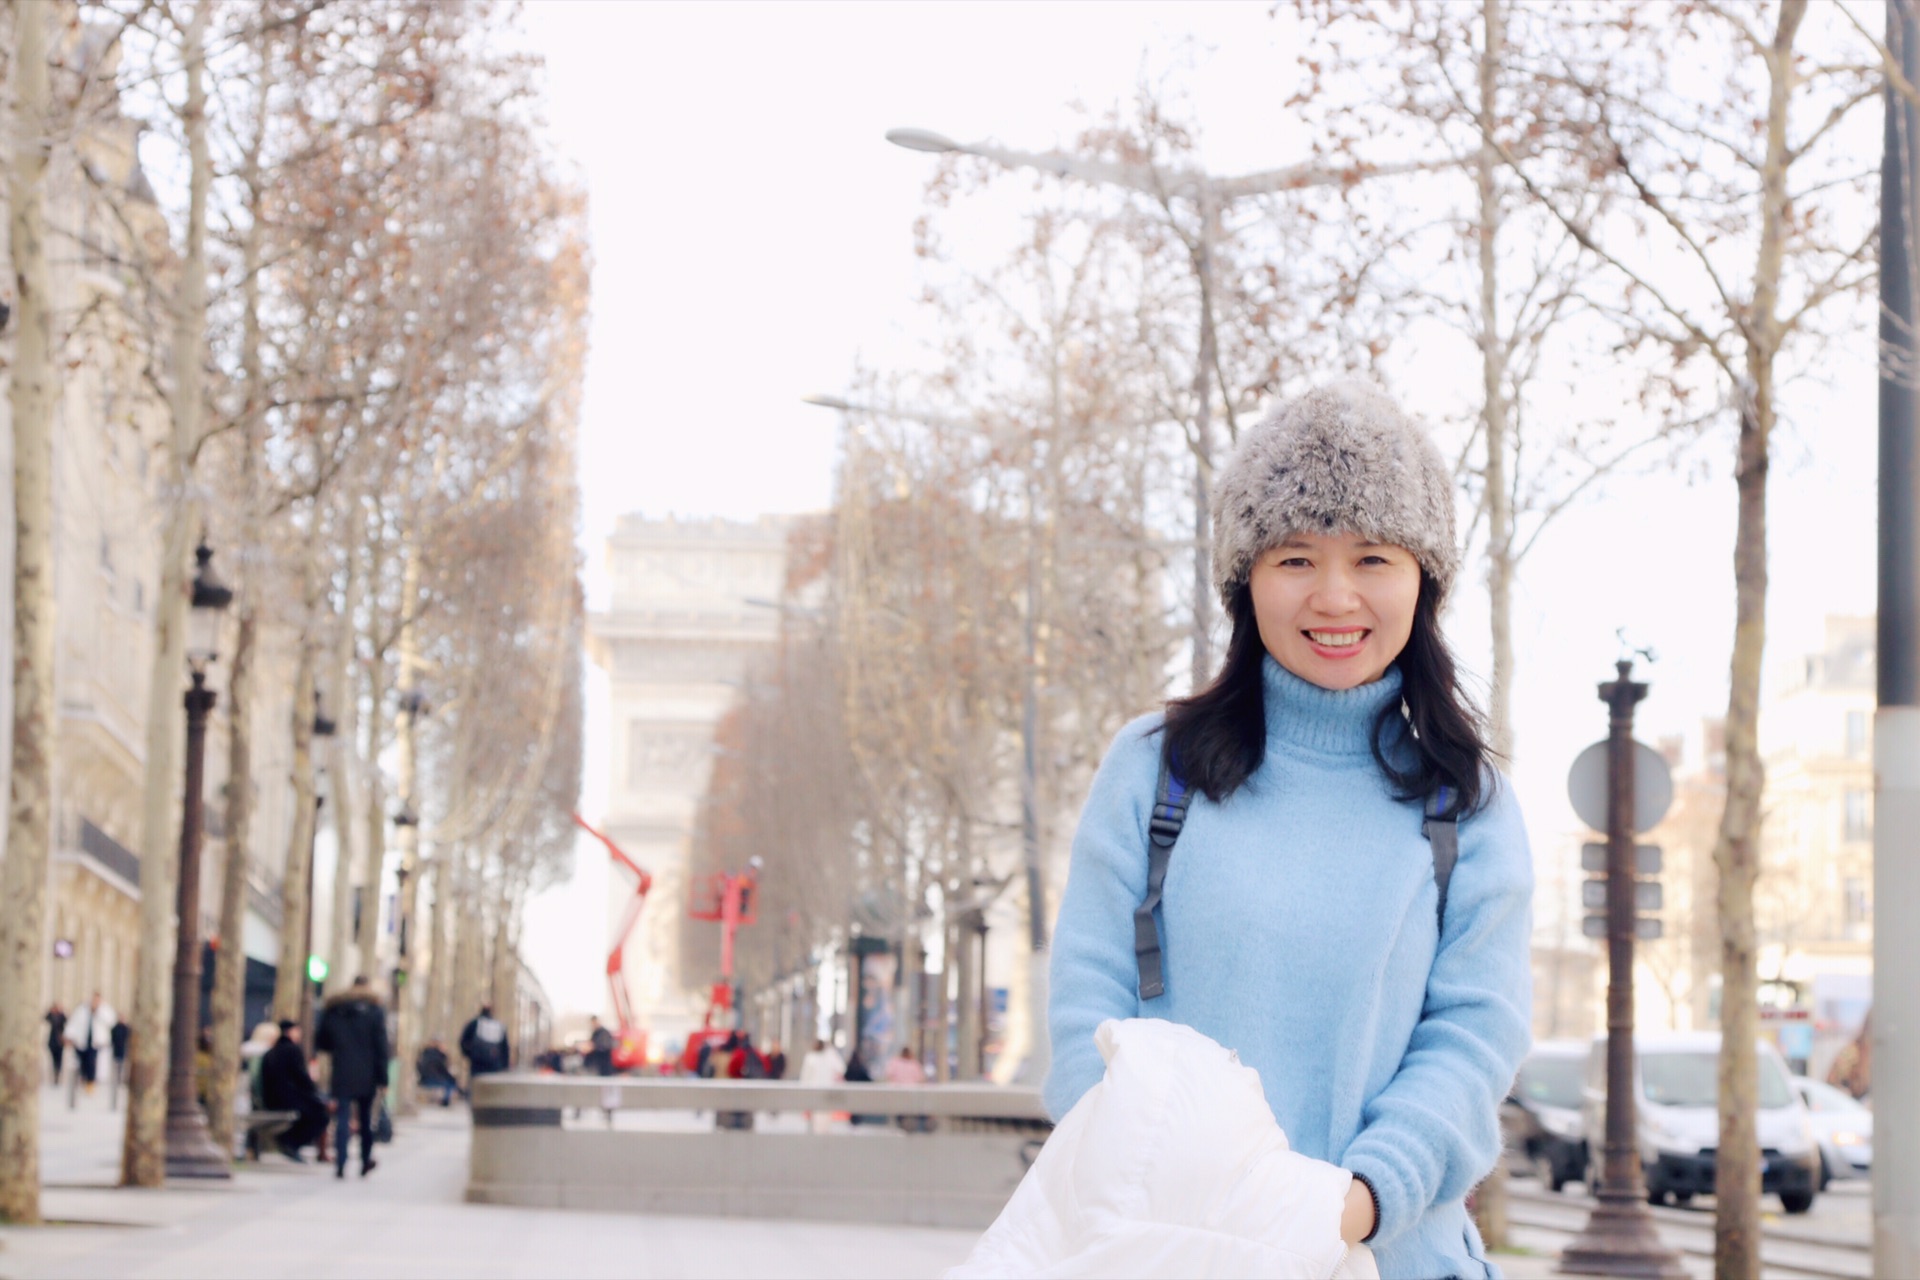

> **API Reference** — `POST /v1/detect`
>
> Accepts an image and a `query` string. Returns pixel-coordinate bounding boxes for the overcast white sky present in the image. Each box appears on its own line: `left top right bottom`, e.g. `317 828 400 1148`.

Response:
513 0 1880 1024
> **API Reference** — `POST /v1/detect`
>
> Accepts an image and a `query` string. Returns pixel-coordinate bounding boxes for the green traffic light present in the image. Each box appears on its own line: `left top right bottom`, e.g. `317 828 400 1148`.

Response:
307 954 328 984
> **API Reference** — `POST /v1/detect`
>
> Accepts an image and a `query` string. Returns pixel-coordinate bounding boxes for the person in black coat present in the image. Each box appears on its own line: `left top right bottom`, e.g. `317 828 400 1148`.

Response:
260 1020 329 1160
458 1005 510 1077
44 1004 66 1084
314 976 390 1179
416 1040 462 1106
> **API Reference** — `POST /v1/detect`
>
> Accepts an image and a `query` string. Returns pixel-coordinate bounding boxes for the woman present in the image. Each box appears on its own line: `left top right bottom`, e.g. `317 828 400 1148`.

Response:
1046 382 1533 1278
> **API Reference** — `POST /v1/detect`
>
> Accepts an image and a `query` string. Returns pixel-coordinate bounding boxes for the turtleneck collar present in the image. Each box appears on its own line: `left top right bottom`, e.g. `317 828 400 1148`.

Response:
1261 654 1404 759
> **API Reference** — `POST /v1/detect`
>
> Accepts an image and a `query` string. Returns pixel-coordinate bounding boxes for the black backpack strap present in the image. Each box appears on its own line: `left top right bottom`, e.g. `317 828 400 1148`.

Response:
1134 755 1191 1000
1423 784 1459 931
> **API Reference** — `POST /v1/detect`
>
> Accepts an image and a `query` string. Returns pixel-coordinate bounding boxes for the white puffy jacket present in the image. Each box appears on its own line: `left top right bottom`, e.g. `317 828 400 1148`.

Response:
949 1019 1378 1280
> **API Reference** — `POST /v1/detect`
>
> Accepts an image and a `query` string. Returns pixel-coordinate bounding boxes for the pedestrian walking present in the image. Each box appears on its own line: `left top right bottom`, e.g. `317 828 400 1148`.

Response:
314 975 391 1179
764 1041 787 1081
458 1004 510 1078
886 1047 932 1133
108 1017 131 1110
798 1037 844 1134
261 1020 330 1162
44 1003 66 1086
64 991 116 1097
584 1017 615 1076
1038 382 1533 1278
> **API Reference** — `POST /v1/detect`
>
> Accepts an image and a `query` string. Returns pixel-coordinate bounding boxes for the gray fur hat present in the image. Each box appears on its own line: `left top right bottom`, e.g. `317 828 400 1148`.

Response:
1211 380 1460 605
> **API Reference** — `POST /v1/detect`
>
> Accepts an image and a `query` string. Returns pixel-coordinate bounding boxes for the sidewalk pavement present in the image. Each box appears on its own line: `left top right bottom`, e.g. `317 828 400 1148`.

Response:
0 1084 980 1280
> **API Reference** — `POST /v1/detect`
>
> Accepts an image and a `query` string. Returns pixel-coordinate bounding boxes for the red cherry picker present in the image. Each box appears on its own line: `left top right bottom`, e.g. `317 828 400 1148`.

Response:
571 814 652 1072
679 856 765 1076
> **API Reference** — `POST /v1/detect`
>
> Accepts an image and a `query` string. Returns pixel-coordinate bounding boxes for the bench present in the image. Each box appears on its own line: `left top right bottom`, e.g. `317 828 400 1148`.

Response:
467 1075 1051 1228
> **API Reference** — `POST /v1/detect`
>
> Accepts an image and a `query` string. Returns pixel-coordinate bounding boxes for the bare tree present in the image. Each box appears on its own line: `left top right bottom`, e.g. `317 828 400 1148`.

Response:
0 0 57 1225
1483 4 1877 1271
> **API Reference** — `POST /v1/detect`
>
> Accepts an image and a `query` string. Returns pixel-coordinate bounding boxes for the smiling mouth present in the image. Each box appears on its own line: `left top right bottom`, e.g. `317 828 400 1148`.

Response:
1304 629 1369 653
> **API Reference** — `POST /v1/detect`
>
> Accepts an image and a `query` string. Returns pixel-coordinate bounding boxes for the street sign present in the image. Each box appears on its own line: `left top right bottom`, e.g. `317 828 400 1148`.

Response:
1567 741 1675 834
1582 879 1662 911
1584 914 1663 939
1581 842 1663 875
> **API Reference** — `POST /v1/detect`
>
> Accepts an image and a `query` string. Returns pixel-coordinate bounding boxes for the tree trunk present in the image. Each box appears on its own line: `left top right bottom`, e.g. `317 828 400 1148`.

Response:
272 639 316 1020
1714 8 1800 1278
355 527 387 987
1471 0 1513 1251
424 853 455 1043
1188 197 1220 691
124 0 211 1187
204 604 254 1158
324 538 361 996
1478 0 1515 767
0 0 56 1222
204 45 270 1155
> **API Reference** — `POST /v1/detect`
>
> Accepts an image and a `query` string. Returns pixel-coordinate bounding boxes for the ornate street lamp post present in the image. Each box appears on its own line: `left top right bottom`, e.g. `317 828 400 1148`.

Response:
297 689 335 1042
163 543 233 1179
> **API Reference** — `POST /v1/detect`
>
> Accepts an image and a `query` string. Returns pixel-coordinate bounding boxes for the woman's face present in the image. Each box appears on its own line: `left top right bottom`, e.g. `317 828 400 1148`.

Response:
1248 531 1422 690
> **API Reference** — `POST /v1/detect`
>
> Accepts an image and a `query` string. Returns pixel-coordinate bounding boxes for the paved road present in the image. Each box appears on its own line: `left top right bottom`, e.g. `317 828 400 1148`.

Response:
0 1086 982 1280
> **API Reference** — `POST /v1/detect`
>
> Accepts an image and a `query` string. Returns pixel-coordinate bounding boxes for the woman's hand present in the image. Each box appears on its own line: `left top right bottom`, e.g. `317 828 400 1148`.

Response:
1340 1178 1376 1246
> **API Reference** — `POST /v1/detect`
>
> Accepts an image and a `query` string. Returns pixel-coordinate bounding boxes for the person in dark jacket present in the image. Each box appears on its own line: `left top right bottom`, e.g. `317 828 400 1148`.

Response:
260 1020 329 1160
44 1004 66 1085
458 1005 510 1077
416 1039 461 1106
585 1018 615 1076
314 976 390 1179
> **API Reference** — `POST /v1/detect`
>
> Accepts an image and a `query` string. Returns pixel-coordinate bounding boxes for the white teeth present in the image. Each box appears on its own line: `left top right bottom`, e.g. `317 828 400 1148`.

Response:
1307 630 1365 647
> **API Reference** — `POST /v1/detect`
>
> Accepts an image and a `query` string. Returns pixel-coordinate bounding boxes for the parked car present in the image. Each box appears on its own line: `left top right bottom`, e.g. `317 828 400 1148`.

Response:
1504 1040 1587 1191
1792 1076 1872 1186
1581 1031 1820 1213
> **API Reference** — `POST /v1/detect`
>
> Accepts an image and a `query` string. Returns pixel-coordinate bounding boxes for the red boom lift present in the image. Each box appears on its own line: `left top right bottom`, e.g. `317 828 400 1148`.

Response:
571 813 651 1072
678 857 763 1075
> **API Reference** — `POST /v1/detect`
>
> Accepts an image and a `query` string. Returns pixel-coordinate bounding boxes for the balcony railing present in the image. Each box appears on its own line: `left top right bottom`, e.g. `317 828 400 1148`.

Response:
79 818 140 887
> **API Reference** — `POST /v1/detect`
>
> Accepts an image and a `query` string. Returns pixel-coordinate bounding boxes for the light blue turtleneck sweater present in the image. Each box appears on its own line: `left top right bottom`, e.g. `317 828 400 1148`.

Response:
1045 657 1533 1279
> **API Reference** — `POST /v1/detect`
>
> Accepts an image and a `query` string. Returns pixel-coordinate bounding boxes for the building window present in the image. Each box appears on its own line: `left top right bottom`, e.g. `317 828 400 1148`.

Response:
1843 877 1870 932
1846 709 1868 759
1844 791 1872 842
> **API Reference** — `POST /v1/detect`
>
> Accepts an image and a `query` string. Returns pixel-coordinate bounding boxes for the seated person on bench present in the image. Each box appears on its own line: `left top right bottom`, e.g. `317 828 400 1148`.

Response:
261 1019 330 1162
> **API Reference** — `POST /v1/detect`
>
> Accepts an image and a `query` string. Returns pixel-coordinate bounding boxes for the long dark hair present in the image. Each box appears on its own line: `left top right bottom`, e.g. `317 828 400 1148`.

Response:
1158 574 1493 815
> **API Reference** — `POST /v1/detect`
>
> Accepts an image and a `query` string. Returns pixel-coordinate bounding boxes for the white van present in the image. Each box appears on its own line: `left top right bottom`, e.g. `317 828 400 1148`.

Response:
1580 1031 1820 1213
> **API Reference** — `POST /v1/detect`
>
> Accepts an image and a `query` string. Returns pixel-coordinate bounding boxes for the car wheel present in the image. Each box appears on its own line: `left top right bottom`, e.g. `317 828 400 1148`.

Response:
1672 1192 1694 1207
1781 1190 1816 1215
1647 1188 1666 1206
1818 1150 1831 1192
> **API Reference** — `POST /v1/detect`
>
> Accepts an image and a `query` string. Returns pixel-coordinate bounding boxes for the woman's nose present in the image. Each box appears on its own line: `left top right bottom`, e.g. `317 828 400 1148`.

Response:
1309 569 1361 613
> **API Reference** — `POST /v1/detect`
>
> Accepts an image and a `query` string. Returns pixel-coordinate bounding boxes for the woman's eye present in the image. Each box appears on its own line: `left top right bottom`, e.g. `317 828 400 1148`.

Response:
1359 555 1391 566
1278 557 1311 568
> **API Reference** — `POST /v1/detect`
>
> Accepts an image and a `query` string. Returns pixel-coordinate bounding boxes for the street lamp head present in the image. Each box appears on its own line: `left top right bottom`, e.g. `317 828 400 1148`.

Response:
187 542 233 672
312 686 337 738
393 800 419 828
886 127 959 154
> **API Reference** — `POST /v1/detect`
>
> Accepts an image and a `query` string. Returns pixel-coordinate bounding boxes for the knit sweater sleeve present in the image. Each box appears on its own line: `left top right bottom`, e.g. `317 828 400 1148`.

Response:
1041 714 1161 1122
1340 773 1534 1247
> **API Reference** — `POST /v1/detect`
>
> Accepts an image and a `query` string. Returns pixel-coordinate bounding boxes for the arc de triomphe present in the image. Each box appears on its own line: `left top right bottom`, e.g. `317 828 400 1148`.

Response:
585 513 790 1051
